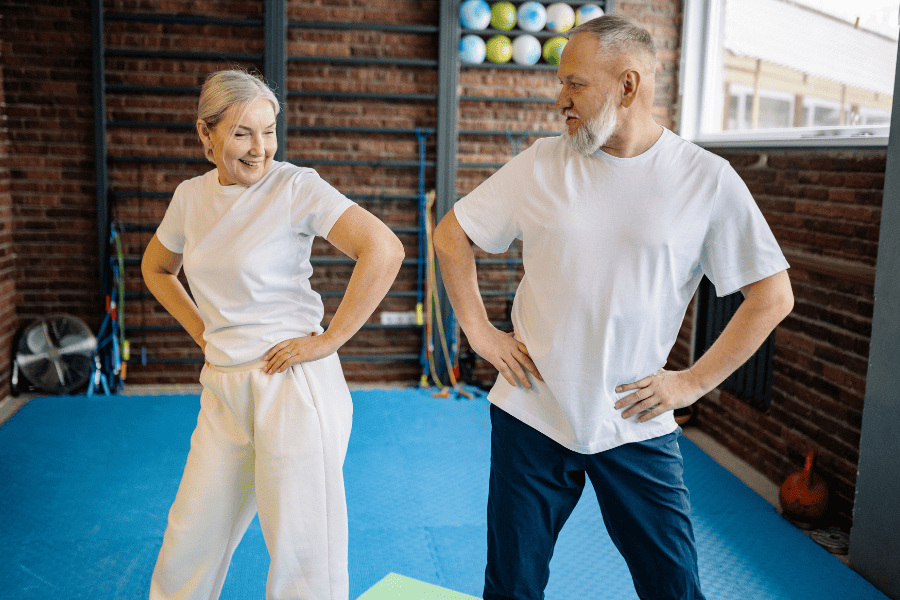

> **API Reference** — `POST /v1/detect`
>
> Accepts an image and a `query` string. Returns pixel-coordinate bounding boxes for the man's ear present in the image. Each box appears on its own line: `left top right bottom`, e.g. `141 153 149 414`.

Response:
620 70 641 108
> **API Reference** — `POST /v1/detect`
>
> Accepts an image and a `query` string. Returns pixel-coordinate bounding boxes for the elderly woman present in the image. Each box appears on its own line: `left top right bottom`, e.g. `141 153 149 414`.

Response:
141 70 404 600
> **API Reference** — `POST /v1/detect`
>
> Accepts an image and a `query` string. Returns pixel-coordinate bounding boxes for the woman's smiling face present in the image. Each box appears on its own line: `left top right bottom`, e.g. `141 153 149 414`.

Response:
199 96 277 187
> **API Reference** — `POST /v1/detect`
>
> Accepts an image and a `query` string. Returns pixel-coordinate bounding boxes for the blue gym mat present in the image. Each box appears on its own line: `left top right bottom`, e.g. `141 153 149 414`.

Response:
0 388 889 600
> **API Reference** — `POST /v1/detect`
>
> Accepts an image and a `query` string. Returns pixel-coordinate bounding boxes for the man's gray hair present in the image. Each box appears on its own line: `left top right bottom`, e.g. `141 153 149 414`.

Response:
567 14 657 73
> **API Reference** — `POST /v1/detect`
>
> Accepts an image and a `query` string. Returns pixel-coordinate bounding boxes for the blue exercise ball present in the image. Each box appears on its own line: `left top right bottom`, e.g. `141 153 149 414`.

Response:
517 2 547 32
512 34 542 65
460 34 487 64
460 0 491 30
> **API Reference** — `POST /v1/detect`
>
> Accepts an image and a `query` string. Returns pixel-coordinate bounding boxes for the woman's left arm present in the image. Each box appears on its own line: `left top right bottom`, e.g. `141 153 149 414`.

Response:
264 205 405 373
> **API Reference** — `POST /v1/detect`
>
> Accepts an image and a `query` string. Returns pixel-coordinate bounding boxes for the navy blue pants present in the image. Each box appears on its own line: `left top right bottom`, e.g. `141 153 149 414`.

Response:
484 404 705 600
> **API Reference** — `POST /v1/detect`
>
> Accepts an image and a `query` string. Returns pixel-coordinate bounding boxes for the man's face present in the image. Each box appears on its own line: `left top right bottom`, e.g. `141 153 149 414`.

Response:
556 33 619 155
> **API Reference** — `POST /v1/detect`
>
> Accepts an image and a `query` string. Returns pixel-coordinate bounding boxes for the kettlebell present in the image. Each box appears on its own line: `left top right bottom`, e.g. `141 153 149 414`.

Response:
779 450 829 527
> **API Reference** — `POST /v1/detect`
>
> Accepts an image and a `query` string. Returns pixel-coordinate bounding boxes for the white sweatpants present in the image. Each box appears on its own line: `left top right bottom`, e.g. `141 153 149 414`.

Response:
149 353 353 600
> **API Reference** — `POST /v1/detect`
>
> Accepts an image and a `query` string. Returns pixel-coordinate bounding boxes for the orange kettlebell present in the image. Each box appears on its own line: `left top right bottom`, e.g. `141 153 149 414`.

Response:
779 450 829 527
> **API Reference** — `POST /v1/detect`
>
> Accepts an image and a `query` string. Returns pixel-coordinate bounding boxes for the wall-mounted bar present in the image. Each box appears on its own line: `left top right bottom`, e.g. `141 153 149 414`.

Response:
458 162 508 169
336 354 420 362
290 159 434 168
462 28 563 38
106 85 199 95
460 95 556 103
288 56 436 67
290 21 438 34
288 91 437 101
106 13 263 26
461 62 558 71
107 120 194 129
106 49 263 61
109 157 207 164
111 191 173 200
290 126 427 136
459 129 558 137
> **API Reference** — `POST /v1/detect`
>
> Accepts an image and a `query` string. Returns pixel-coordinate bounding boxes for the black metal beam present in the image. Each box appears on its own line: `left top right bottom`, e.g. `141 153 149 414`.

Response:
288 55 436 68
105 49 263 61
289 21 438 34
462 62 559 71
265 0 287 162
433 0 462 382
91 0 109 296
460 95 556 103
105 13 263 27
288 91 437 102
289 125 426 135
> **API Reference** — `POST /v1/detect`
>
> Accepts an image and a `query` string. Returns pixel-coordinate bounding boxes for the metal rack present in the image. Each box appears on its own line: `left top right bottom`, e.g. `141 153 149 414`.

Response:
91 0 447 368
90 0 606 374
447 0 614 308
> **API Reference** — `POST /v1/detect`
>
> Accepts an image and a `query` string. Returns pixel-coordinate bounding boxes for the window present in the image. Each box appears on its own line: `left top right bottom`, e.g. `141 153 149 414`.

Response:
679 0 898 145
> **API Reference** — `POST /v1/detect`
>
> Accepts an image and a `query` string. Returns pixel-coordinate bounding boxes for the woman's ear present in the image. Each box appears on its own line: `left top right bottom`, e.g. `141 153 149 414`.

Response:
197 120 214 160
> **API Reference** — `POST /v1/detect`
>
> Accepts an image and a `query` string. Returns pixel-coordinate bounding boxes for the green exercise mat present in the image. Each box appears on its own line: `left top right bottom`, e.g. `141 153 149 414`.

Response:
358 573 480 600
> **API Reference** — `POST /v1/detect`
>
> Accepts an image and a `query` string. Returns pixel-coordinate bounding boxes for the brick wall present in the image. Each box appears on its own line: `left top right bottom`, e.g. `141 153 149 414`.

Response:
0 13 15 403
1 0 684 389
1 2 101 402
99 0 440 384
0 1 889 533
695 148 885 529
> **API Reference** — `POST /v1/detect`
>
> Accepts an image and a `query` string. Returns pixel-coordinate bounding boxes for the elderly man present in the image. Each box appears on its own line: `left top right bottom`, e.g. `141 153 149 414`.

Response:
434 14 793 600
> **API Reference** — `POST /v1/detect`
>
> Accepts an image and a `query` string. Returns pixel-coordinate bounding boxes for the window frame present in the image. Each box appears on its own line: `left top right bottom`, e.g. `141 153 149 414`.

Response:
678 0 891 148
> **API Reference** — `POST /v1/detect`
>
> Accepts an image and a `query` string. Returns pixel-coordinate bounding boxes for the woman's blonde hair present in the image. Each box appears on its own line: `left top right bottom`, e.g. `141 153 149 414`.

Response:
197 69 280 161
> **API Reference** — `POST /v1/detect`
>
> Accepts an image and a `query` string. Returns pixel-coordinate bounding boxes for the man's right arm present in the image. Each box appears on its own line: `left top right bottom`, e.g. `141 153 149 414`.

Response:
433 208 541 389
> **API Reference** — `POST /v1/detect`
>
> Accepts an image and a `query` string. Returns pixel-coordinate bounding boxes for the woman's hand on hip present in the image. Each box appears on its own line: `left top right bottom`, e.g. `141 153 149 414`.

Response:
263 332 336 374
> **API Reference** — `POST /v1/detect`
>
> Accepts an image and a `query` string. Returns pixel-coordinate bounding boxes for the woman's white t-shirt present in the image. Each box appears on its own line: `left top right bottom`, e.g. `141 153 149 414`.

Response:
454 129 790 454
156 161 355 366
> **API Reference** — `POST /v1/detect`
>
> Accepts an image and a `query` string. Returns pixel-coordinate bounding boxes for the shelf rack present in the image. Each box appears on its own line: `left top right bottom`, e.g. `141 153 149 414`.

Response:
90 0 610 373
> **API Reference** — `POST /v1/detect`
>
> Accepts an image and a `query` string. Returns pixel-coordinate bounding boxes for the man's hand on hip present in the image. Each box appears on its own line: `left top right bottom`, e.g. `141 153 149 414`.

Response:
614 368 705 422
469 325 543 389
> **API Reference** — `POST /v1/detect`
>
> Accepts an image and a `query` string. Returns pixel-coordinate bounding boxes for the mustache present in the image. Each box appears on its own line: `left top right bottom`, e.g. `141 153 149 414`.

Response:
562 110 580 119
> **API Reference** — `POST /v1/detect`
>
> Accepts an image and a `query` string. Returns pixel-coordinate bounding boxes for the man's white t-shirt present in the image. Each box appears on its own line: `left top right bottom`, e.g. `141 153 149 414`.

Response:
454 128 789 454
156 161 355 366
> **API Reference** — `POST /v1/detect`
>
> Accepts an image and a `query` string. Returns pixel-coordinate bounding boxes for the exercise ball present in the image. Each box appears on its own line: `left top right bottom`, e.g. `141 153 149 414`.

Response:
486 34 513 63
460 34 487 64
576 4 605 25
512 34 542 65
460 0 491 30
517 2 547 32
542 35 567 65
490 1 517 31
546 3 575 32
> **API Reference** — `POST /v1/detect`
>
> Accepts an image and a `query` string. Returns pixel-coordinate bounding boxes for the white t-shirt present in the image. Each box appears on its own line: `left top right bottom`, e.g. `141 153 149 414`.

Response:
156 161 355 366
454 128 789 454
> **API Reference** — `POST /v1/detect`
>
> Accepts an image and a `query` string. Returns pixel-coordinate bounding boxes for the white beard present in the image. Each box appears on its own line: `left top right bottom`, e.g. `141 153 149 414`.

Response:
561 94 618 156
